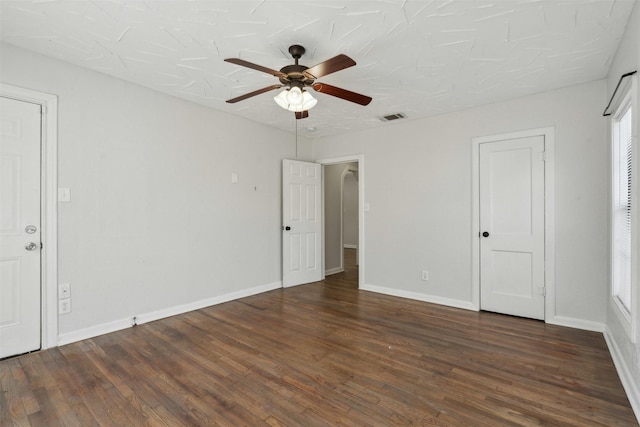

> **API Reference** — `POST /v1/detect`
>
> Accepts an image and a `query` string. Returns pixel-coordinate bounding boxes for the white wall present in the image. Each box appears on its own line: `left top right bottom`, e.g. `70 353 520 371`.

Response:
313 79 608 324
604 0 640 419
0 43 310 341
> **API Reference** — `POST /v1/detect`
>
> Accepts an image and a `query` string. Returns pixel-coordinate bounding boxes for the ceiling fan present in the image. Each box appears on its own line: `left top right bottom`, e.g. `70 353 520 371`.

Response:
225 45 372 119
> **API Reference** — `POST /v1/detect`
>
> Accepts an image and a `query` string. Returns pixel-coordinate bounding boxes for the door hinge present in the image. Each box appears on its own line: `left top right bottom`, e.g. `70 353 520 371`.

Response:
40 242 43 249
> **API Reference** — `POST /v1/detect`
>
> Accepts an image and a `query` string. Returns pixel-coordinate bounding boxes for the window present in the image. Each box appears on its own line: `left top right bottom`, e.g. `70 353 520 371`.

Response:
612 101 632 314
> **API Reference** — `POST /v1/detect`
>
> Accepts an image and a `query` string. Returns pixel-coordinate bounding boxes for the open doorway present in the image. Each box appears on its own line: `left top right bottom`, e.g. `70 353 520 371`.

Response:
342 166 359 268
322 160 360 286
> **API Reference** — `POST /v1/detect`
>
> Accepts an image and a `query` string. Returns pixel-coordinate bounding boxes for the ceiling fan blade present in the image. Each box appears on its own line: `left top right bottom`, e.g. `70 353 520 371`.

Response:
226 84 283 103
303 54 356 79
312 83 372 106
295 111 309 120
224 58 287 78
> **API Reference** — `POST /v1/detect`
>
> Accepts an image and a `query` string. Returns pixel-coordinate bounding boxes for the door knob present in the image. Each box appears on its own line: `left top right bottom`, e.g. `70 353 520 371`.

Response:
25 242 38 251
482 231 490 238
25 225 37 234
285 226 291 231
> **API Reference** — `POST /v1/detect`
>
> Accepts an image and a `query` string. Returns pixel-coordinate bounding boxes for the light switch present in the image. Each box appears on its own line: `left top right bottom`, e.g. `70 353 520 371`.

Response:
58 187 71 202
58 283 70 299
231 172 238 184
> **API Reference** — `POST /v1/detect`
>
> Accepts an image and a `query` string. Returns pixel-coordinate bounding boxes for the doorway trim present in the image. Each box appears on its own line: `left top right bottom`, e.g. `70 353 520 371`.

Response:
471 127 555 321
317 154 365 288
1 83 58 350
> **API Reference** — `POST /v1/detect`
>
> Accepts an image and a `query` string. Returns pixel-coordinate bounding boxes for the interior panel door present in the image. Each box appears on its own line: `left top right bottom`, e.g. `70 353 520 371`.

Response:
479 135 545 320
282 159 322 287
0 96 42 358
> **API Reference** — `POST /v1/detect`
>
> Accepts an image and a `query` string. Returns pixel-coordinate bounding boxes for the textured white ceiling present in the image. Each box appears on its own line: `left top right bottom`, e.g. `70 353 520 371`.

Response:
0 0 635 138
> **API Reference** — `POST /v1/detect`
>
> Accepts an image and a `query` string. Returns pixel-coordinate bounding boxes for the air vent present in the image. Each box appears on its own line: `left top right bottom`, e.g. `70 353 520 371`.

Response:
379 113 407 122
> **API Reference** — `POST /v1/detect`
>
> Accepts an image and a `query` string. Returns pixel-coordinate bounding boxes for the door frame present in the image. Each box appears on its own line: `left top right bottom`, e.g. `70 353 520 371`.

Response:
317 155 365 288
471 127 555 321
1 83 58 350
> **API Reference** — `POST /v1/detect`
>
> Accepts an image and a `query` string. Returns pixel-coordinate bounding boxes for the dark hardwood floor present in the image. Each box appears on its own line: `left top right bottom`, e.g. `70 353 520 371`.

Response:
1 249 637 426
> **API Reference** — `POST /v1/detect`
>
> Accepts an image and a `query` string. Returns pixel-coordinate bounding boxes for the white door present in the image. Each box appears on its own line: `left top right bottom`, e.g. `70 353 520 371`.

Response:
479 136 545 320
0 97 42 358
282 159 322 287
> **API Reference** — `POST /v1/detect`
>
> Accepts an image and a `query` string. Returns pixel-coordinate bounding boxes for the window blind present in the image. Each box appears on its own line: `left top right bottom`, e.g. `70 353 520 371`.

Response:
614 106 632 311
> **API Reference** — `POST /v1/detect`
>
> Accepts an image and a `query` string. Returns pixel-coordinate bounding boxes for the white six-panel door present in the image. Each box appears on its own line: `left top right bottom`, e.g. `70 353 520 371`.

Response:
479 136 545 320
282 159 322 287
0 97 42 358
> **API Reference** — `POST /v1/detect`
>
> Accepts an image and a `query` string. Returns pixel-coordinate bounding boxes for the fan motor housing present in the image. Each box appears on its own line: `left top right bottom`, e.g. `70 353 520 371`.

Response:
278 45 315 86
279 64 314 86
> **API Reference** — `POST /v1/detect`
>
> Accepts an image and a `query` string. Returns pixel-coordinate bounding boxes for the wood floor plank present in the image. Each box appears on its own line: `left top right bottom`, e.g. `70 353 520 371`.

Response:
1 250 637 426
0 359 32 427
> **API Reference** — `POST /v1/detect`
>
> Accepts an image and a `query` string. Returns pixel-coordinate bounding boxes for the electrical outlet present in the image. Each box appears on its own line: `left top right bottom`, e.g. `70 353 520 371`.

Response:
58 283 70 299
59 298 71 314
421 270 429 281
58 187 71 202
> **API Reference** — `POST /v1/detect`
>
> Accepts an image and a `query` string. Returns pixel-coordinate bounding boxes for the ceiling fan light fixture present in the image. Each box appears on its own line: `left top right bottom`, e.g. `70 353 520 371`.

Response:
274 90 289 109
274 88 317 112
286 86 303 105
300 91 318 111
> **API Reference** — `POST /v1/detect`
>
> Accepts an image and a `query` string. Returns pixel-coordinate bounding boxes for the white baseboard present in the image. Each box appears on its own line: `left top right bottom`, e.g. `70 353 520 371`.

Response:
546 315 605 332
604 327 640 424
325 267 345 276
343 244 357 249
57 318 133 347
358 286 607 332
57 281 282 346
360 284 477 311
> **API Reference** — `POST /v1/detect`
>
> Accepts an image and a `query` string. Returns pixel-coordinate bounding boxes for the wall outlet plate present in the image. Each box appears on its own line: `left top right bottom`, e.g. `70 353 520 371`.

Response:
58 187 71 202
58 283 70 299
59 298 71 314
421 270 429 281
